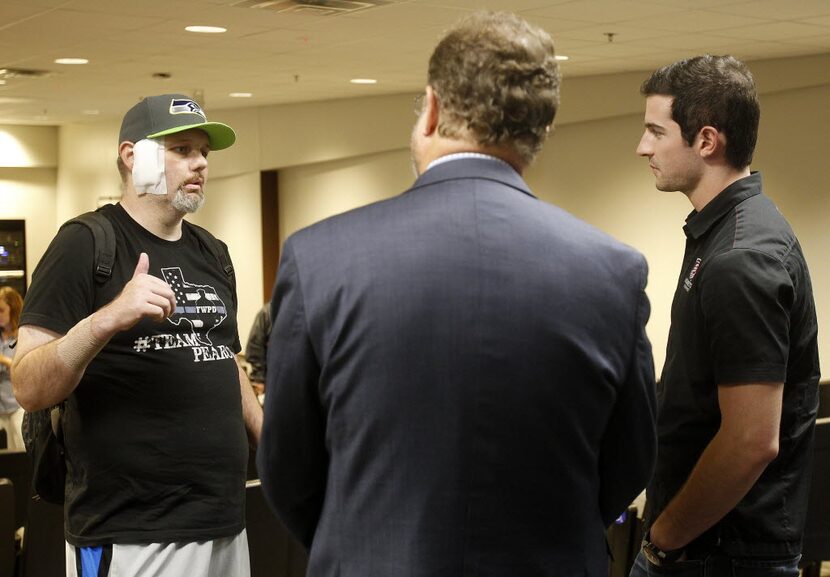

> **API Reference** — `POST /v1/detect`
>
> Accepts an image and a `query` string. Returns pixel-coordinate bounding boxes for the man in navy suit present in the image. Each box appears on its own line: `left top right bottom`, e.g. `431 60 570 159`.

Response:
259 11 657 577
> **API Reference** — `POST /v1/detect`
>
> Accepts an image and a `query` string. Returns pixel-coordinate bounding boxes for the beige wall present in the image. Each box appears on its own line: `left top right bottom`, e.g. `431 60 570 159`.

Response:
0 125 58 281
57 123 123 222
186 170 264 347
524 114 691 372
0 167 58 280
0 125 57 168
278 148 414 243
2 53 828 367
271 61 830 374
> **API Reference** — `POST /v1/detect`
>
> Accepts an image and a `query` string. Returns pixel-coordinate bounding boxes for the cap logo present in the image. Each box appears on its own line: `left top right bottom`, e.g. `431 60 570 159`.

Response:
169 98 206 119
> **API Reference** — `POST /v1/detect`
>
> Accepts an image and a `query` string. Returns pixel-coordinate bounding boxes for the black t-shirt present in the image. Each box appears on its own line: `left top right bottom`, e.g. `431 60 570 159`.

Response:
21 203 247 546
646 173 821 557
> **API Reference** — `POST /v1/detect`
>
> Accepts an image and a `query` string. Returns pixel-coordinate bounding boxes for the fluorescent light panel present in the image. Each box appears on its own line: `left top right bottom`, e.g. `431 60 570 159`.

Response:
185 25 227 33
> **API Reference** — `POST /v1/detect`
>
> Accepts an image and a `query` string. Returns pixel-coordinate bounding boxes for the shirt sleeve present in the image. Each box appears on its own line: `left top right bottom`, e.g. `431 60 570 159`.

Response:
698 248 792 384
21 223 97 335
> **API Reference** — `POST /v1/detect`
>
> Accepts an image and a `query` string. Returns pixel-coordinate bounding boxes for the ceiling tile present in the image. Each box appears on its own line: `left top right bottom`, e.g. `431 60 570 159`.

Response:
553 23 679 43
633 9 770 32
1 0 829 125
788 35 830 49
725 21 830 41
708 0 830 20
524 0 687 24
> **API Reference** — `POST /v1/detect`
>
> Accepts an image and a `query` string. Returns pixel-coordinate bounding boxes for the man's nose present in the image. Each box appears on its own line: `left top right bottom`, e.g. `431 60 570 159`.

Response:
192 152 208 170
636 134 651 157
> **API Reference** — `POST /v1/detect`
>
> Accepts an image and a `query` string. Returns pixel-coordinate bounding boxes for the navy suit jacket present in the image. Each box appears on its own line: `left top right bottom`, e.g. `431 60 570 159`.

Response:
258 157 657 577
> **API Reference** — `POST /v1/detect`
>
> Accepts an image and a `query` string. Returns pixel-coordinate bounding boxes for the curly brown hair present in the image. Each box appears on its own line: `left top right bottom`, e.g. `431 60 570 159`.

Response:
427 11 560 166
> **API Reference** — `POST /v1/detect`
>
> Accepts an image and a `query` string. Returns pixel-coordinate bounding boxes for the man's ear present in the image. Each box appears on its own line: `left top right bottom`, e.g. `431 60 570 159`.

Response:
423 85 440 136
119 141 135 171
697 126 724 160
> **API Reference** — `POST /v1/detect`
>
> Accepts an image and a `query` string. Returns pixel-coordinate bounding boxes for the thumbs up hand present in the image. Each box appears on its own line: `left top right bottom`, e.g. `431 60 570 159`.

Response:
132 252 151 279
91 253 177 337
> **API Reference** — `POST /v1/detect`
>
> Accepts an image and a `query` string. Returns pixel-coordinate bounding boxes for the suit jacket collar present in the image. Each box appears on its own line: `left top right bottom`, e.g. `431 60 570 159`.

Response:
408 156 536 199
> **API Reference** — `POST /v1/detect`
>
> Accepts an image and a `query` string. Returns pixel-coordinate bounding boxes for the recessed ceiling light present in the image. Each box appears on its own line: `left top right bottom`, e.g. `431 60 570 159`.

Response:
185 25 227 33
229 92 253 98
83 110 100 115
555 55 569 61
350 78 377 85
55 58 89 65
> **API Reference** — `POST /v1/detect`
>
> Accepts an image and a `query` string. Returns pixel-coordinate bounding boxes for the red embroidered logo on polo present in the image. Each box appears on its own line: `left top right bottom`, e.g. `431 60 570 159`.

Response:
684 257 702 292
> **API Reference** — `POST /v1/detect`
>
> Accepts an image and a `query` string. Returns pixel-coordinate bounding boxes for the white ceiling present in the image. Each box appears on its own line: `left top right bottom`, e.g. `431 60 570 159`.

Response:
2 0 830 126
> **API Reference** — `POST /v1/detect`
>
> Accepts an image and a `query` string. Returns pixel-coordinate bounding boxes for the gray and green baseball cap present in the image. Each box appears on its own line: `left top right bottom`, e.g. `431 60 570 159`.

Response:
119 93 236 150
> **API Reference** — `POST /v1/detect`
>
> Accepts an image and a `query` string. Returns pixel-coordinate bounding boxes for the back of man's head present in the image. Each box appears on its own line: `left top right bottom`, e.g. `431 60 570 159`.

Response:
641 55 760 170
427 11 560 166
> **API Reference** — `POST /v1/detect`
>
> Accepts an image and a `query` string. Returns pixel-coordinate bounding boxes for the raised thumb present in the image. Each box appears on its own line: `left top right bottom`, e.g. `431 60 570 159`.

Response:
133 252 150 279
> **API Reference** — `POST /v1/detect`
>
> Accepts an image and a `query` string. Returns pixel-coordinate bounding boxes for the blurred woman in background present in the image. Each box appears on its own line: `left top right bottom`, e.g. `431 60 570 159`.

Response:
0 286 24 451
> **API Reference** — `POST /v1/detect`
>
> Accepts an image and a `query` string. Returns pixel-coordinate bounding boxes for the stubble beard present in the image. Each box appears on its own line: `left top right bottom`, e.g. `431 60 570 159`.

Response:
655 172 698 195
171 187 205 213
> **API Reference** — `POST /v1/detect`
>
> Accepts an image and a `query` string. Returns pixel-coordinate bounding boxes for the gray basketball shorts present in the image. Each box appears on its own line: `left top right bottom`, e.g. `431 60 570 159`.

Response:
65 529 250 577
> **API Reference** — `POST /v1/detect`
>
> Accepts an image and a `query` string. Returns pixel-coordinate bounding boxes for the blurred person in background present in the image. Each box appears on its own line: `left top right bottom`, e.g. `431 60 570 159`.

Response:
0 286 24 451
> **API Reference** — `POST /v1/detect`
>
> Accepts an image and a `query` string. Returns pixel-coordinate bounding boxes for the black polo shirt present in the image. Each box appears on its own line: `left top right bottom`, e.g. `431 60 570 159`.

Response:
645 172 820 557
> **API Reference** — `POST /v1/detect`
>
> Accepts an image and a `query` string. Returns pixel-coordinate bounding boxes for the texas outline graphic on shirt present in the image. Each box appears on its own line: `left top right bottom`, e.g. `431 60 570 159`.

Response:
161 266 227 346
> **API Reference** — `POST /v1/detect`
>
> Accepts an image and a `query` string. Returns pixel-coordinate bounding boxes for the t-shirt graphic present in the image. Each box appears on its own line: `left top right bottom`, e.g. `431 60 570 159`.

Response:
162 266 227 346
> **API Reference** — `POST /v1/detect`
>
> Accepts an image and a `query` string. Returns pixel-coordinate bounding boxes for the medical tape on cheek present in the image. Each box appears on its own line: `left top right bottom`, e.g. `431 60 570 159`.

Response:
132 138 167 196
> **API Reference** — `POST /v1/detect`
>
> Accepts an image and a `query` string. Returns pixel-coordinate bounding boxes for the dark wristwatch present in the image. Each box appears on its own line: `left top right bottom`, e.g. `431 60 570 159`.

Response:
642 532 685 566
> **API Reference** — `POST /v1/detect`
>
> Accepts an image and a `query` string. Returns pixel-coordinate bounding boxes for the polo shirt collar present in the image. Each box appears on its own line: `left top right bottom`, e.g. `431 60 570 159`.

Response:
683 171 762 240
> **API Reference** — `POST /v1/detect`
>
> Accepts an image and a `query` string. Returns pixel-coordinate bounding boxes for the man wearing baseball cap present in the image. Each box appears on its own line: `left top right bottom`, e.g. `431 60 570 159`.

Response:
13 94 262 577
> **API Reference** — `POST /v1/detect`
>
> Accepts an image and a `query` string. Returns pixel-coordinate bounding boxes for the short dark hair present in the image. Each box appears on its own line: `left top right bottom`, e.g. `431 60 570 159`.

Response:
427 11 560 166
641 55 760 169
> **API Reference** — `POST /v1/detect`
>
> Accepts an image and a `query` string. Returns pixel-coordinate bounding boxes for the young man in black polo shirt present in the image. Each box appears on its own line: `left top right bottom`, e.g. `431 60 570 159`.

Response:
632 55 820 576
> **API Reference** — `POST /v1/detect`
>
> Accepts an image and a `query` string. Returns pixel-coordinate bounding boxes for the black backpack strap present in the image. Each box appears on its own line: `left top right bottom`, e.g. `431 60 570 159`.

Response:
186 221 237 295
60 208 117 283
24 207 117 504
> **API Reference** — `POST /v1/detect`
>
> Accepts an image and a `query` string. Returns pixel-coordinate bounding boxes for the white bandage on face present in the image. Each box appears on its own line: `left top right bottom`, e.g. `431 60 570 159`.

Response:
132 138 167 195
